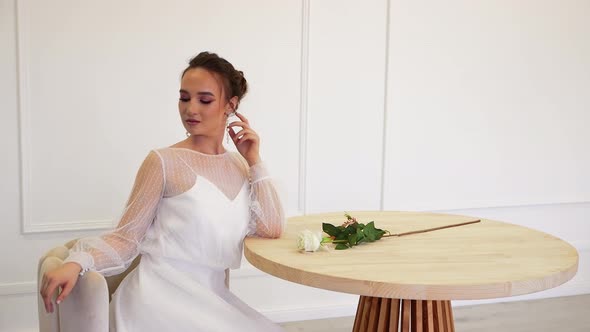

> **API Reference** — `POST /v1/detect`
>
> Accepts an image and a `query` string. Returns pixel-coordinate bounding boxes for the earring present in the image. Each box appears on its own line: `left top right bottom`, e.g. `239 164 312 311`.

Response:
186 131 190 137
225 111 235 144
225 117 231 144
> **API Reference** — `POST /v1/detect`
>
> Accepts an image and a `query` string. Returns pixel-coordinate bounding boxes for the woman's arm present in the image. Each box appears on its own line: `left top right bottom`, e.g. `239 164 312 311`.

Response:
247 162 285 238
64 150 165 276
225 111 285 238
41 150 165 312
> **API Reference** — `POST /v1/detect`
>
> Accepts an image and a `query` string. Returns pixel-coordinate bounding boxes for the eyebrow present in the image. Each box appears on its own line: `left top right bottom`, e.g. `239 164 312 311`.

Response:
179 89 215 97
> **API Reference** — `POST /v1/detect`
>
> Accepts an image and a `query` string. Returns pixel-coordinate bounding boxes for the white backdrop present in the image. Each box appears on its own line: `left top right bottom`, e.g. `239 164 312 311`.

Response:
1 0 589 331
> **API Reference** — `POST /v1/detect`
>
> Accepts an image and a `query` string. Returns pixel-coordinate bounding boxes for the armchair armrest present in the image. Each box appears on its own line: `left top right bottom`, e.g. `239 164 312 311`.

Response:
38 246 110 332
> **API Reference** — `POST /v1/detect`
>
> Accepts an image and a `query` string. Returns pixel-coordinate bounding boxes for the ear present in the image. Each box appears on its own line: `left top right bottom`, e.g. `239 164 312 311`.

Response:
226 96 239 113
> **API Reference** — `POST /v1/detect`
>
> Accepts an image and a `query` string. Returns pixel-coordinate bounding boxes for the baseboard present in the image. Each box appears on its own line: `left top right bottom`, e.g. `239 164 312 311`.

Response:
263 302 358 323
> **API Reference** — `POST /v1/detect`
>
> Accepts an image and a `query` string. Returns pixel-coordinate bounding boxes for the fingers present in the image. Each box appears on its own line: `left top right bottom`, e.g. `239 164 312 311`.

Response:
42 291 53 313
41 280 59 313
229 128 259 145
230 128 252 139
56 280 74 304
227 121 250 130
236 133 258 145
234 112 249 124
40 274 51 313
41 274 48 294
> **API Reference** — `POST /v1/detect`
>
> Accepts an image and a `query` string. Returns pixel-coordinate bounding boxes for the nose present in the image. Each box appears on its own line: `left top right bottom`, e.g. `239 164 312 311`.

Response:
185 100 199 115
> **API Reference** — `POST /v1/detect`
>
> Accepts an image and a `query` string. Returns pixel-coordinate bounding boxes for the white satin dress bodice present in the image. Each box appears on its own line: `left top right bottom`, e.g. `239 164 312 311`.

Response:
141 176 250 270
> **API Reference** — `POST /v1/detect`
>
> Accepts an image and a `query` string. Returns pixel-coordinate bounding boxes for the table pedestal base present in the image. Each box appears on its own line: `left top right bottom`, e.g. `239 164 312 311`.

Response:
353 296 455 332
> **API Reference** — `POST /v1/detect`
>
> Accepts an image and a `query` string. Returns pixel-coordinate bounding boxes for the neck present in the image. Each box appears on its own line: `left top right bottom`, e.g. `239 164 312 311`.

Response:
185 132 226 155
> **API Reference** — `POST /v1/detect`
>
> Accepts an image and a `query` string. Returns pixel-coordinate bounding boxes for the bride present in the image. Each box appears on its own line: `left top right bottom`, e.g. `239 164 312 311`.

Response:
40 51 286 331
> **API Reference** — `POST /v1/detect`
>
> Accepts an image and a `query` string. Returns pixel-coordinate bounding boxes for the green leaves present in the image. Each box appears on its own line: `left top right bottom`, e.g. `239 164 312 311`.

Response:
335 243 349 250
321 218 388 250
322 223 341 237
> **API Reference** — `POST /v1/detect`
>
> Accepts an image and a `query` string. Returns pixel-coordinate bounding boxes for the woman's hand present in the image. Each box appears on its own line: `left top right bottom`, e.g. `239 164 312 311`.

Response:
227 112 261 166
40 262 82 313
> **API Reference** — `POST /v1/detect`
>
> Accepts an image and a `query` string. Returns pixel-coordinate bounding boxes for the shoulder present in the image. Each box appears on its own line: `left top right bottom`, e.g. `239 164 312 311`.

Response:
228 151 249 168
137 149 165 171
225 152 251 179
150 147 184 161
138 147 181 171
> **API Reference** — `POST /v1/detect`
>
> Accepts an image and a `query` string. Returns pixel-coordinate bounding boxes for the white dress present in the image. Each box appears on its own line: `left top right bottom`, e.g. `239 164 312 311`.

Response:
64 147 286 332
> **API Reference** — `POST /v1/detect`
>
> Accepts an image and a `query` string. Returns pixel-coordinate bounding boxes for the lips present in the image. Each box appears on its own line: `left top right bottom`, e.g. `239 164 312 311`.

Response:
186 119 200 124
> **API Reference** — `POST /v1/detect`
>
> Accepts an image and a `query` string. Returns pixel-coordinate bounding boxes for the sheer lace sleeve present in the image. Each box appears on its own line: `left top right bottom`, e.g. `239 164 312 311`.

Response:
246 161 286 238
63 150 165 276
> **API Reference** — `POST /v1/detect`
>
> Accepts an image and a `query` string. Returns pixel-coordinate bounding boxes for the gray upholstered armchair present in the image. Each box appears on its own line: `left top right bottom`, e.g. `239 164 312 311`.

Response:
37 240 229 332
37 239 139 332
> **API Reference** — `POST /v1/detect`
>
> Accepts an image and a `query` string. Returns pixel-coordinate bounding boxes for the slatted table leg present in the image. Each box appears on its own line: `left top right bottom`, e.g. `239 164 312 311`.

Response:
353 297 455 332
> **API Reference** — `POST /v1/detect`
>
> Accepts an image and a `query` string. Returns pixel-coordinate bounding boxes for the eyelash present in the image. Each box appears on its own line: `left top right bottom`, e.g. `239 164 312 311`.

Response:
179 98 213 105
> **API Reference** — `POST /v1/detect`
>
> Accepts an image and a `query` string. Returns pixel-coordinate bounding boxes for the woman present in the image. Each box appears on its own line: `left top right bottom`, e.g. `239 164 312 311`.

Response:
40 52 286 331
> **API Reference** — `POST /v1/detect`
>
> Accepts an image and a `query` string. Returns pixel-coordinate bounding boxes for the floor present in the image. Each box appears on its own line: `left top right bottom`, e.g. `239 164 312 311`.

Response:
280 294 590 332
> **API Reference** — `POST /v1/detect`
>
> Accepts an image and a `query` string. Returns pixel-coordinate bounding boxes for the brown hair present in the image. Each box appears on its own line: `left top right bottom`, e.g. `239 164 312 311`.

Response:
182 52 248 109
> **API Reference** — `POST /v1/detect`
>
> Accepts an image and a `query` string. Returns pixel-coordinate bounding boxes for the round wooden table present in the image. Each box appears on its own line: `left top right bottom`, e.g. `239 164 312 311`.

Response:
244 211 579 332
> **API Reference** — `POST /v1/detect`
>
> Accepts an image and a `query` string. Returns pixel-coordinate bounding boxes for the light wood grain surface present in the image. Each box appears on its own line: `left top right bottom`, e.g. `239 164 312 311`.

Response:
244 211 579 300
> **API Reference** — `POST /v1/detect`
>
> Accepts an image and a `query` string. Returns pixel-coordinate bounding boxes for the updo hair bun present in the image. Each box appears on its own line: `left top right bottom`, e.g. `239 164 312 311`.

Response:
182 52 249 107
234 70 248 100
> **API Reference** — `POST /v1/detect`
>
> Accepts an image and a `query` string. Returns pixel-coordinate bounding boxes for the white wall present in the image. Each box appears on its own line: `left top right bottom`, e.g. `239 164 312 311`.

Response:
384 1 590 210
1 0 589 331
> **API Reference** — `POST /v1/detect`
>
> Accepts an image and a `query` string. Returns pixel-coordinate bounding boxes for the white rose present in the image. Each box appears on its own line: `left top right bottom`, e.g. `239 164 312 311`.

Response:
296 230 322 252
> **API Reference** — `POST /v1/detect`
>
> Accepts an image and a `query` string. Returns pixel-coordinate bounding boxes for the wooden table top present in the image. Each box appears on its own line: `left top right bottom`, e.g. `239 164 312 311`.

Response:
244 211 579 300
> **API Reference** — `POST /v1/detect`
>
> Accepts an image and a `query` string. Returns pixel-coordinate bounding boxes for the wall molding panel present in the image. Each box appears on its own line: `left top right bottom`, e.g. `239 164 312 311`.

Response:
0 281 36 297
20 220 115 234
304 0 388 213
15 0 306 233
298 0 310 215
15 0 131 234
15 0 46 234
379 0 392 211
383 0 590 212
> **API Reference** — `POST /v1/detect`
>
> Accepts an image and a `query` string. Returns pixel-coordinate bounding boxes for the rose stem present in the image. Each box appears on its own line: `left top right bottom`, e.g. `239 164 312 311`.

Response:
382 219 481 238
